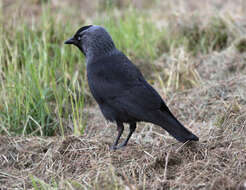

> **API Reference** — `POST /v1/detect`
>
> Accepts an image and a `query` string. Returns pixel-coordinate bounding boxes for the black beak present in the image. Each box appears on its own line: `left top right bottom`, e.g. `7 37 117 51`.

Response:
64 37 75 45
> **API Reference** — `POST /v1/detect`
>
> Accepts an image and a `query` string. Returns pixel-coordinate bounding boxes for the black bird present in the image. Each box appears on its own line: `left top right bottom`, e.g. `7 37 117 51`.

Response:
65 25 199 150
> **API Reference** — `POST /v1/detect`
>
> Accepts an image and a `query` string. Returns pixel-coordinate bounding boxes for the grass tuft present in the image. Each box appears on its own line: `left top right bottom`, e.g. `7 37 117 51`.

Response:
169 16 234 55
155 48 201 93
235 37 246 53
0 8 87 136
98 9 163 61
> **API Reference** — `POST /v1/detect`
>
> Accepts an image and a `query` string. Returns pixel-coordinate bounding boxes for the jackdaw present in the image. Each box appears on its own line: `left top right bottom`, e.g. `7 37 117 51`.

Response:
64 25 199 150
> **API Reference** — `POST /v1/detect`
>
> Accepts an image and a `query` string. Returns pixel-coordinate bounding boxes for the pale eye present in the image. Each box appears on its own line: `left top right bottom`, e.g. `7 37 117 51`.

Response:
77 36 81 41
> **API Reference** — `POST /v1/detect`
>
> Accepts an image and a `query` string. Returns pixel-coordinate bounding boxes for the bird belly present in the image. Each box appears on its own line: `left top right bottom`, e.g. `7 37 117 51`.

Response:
99 102 139 123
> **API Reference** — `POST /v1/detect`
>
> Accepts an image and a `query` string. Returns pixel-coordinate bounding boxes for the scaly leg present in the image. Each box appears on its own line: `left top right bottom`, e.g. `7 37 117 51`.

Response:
110 121 124 150
117 122 136 149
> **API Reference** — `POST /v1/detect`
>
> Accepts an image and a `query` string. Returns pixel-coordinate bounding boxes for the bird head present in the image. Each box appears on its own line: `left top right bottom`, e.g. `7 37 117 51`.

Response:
64 25 116 59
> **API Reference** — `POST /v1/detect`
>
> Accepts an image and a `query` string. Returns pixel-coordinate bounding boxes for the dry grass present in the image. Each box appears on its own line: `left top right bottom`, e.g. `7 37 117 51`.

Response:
1 0 246 189
1 69 246 189
1 108 246 190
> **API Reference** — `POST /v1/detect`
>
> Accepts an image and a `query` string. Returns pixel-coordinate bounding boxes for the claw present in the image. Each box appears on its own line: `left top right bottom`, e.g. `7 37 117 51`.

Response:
110 145 117 150
110 143 126 150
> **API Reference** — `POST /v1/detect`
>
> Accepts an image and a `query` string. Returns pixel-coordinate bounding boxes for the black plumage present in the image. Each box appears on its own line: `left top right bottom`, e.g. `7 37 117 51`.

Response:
65 25 199 150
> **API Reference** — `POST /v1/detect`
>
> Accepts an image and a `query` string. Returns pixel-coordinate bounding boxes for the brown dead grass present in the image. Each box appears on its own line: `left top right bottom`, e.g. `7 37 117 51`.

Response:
1 108 246 190
1 70 246 189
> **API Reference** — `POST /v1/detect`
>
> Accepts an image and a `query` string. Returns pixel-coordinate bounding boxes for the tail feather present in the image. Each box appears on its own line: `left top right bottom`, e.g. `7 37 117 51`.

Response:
150 110 199 143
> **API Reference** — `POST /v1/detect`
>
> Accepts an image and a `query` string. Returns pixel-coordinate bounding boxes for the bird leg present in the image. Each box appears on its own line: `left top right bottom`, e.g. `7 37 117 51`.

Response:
110 121 124 150
117 122 136 148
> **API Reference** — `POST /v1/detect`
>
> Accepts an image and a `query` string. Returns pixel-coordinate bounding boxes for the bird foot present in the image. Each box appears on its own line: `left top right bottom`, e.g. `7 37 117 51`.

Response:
110 143 127 150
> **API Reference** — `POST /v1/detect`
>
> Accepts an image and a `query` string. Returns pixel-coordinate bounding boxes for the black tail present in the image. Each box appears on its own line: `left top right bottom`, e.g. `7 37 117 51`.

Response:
150 104 199 143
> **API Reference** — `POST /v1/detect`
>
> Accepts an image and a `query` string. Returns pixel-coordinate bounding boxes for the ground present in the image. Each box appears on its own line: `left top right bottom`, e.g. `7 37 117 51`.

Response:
0 0 246 189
